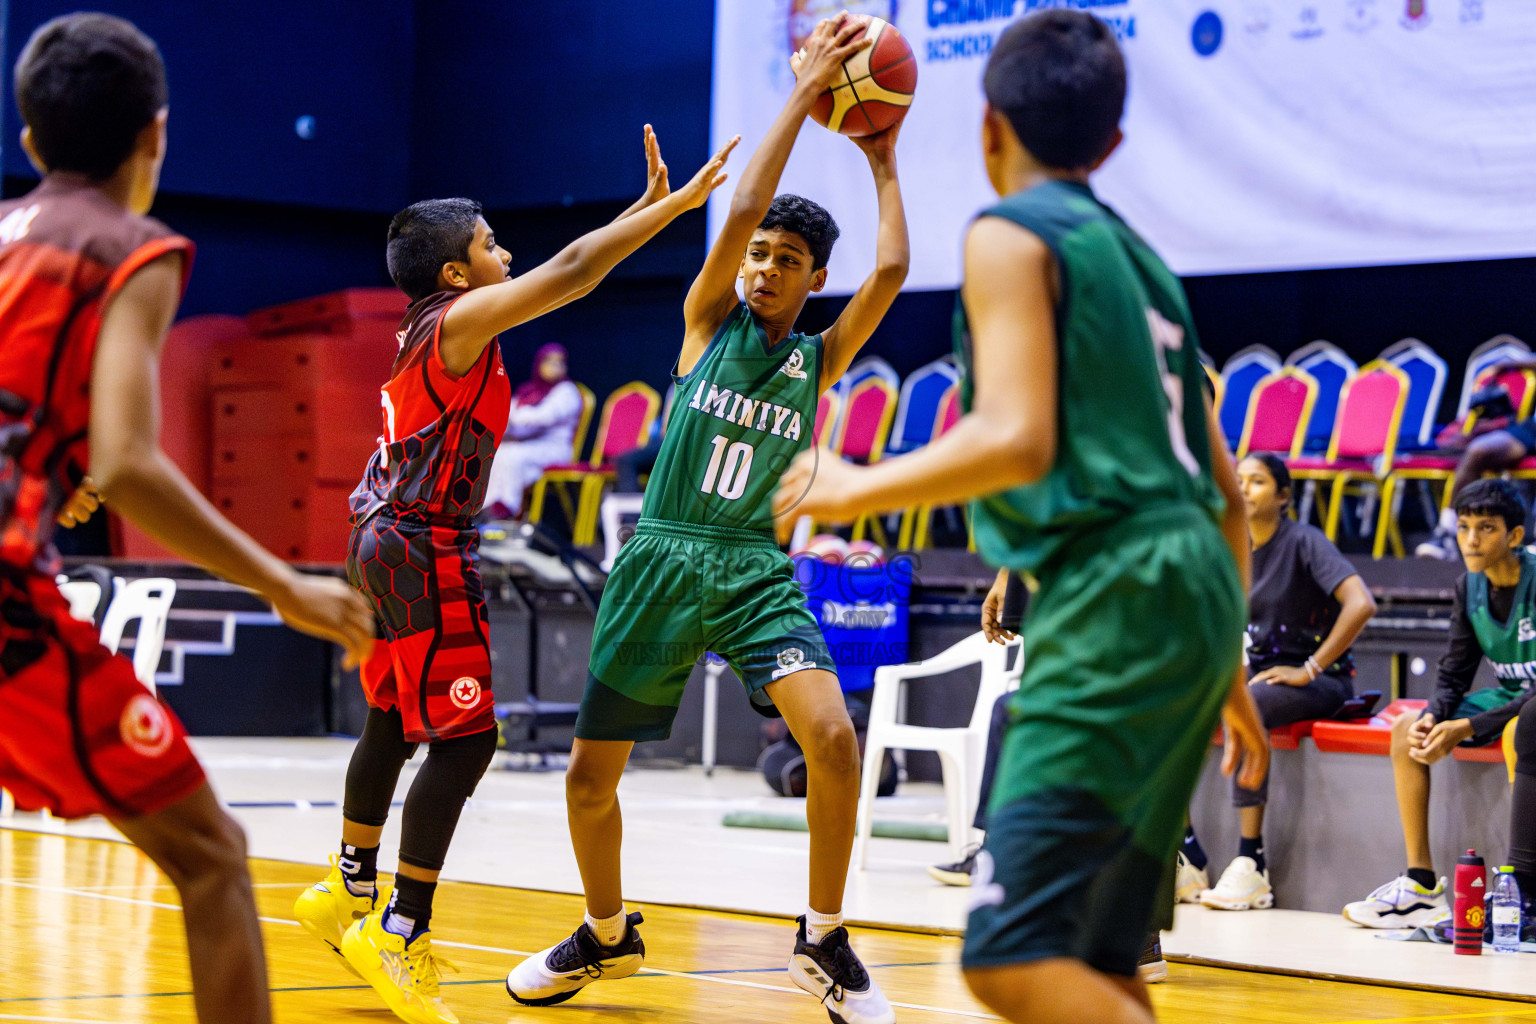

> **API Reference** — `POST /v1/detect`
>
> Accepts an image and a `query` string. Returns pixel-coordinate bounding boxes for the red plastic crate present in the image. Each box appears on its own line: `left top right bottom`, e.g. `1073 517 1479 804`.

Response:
211 434 316 486
247 288 407 336
209 327 397 392
304 482 359 563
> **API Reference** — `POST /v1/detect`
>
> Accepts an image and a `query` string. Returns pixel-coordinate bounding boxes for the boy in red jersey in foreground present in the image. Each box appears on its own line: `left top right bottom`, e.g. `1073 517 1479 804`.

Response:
293 124 734 1024
0 14 377 1024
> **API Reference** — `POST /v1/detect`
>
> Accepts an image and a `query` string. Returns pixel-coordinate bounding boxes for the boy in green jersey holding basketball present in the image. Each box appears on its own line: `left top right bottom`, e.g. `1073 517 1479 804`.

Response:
1344 478 1536 928
508 15 908 1024
777 12 1267 1024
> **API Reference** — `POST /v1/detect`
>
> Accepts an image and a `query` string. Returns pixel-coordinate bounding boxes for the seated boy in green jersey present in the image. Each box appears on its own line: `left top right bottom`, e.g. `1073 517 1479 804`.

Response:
1344 478 1536 929
777 12 1268 1024
507 15 909 1024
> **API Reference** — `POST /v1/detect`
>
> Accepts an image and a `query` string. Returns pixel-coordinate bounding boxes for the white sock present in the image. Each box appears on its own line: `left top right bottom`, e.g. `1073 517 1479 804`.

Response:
1440 507 1458 533
585 908 628 947
804 906 843 945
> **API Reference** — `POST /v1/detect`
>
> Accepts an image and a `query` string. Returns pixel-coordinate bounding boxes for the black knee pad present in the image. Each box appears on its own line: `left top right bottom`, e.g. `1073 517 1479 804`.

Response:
398 725 498 872
343 706 418 827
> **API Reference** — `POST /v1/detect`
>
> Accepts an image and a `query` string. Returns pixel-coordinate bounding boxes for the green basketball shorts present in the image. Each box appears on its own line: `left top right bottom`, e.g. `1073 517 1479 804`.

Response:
963 504 1245 975
1437 687 1529 747
576 518 836 742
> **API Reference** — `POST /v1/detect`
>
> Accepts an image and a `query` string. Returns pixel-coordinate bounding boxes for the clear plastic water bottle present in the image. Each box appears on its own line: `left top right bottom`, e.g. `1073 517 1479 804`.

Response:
1492 867 1522 954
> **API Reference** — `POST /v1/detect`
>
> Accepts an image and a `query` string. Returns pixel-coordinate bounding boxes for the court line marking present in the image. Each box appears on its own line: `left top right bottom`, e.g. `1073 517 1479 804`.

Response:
0 879 998 1020
0 1014 129 1023
47 881 300 892
1318 1013 1536 1024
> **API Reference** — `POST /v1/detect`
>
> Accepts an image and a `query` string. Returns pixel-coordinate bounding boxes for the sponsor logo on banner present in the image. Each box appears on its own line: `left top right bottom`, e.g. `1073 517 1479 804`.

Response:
120 693 173 758
789 0 897 53
920 1 1137 62
1292 4 1324 39
1401 0 1430 28
1191 10 1224 55
1344 0 1379 32
1242 3 1273 43
449 676 482 710
1459 0 1482 23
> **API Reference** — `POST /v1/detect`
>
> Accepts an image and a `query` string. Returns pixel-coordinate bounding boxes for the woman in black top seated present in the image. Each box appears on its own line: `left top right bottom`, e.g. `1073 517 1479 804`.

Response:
1183 453 1377 912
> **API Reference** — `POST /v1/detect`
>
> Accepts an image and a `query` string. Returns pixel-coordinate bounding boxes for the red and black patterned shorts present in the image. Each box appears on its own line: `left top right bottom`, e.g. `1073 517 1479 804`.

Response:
347 513 495 743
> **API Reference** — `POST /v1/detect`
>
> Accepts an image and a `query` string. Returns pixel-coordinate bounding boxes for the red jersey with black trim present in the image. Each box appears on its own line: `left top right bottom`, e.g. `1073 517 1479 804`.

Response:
0 175 193 568
349 291 511 524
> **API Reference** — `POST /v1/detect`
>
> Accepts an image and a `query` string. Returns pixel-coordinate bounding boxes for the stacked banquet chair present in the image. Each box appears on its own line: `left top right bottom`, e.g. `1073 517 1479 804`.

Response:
527 382 651 545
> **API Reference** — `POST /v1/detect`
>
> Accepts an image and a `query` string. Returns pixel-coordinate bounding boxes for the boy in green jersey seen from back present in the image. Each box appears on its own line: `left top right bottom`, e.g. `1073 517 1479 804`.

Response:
778 12 1268 1024
508 15 908 1024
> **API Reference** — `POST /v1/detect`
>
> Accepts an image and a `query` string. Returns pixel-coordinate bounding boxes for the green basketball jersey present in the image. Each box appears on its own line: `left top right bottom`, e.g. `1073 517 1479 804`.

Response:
953 179 1224 576
641 302 823 532
1467 550 1536 693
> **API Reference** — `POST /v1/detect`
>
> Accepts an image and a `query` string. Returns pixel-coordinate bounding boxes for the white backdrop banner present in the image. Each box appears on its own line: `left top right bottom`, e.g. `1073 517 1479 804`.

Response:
709 0 1536 291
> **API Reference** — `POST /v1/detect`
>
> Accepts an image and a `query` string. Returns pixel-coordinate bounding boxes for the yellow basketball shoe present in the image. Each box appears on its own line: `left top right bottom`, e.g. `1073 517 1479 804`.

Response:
294 855 382 977
342 911 460 1024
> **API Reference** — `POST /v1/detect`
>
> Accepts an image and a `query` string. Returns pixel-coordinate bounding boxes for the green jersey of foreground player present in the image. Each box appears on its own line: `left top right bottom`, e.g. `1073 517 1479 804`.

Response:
507 15 908 1024
777 13 1267 1024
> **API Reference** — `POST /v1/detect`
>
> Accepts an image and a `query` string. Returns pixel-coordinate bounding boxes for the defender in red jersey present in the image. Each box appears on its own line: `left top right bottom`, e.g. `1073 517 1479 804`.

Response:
0 15 376 1024
294 129 736 1024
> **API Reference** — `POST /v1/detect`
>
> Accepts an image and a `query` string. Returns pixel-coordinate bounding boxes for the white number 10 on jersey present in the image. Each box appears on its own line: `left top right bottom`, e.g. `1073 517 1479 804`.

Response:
701 434 754 500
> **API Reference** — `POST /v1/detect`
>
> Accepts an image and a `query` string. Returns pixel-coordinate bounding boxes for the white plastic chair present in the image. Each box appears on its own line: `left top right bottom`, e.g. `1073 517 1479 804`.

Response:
98 577 177 694
856 631 1023 868
55 579 102 623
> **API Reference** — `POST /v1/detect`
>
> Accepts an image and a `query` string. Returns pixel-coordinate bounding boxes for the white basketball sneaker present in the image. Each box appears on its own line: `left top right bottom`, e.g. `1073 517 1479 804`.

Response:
506 912 646 1006
1199 857 1274 911
1175 850 1211 904
1343 875 1446 928
788 916 895 1024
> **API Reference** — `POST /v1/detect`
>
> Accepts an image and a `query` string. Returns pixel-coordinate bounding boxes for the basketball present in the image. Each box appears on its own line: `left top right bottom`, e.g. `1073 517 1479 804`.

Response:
802 15 917 137
845 540 886 566
795 533 850 563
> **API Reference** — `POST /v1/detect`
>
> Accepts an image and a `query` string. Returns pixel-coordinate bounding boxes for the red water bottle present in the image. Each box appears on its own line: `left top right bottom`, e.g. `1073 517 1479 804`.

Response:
1454 849 1487 955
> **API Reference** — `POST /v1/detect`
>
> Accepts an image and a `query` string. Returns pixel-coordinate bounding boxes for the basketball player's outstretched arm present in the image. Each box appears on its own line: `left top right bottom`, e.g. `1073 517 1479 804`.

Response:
438 132 737 373
538 125 681 312
819 126 908 390
680 15 872 364
775 216 1056 524
89 253 377 668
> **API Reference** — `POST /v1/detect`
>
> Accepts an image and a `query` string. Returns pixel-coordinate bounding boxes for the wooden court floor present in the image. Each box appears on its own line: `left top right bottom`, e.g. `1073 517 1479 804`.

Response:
2 829 1535 1024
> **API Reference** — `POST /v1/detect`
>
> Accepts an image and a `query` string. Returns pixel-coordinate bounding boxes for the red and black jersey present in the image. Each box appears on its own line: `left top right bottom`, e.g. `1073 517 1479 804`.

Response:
0 175 193 568
349 291 511 525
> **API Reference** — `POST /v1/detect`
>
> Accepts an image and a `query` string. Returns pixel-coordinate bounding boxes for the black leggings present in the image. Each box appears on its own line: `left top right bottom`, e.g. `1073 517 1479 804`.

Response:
342 706 498 872
1510 700 1536 892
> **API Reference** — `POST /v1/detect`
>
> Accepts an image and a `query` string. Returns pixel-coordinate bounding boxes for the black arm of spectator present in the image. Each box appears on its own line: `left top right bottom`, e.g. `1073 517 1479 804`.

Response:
1469 689 1534 742
1429 576 1484 722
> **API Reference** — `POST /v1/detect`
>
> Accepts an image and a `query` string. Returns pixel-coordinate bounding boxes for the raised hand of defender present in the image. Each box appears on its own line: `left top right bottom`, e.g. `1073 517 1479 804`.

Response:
791 14 875 92
640 124 670 205
270 573 377 670
56 476 101 528
773 448 867 528
981 569 1015 644
1220 669 1269 791
672 136 739 211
